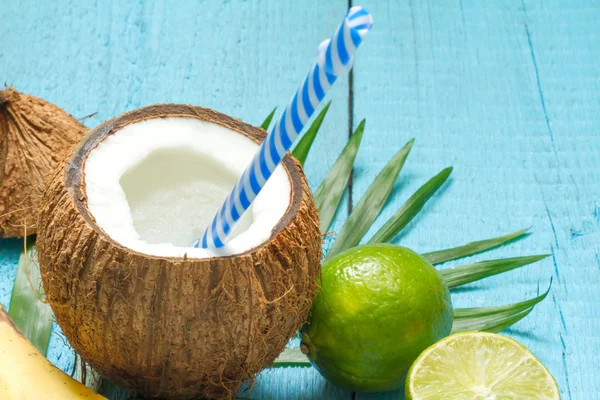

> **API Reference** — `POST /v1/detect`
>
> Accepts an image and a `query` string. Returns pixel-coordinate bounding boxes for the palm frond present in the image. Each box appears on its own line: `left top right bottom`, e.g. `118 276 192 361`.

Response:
369 167 452 244
314 120 365 233
327 139 414 258
423 227 531 265
440 255 550 289
8 239 53 355
260 107 277 130
292 101 331 165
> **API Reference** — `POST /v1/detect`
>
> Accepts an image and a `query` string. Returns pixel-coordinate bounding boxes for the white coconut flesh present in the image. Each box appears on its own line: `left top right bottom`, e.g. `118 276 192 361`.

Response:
84 117 291 259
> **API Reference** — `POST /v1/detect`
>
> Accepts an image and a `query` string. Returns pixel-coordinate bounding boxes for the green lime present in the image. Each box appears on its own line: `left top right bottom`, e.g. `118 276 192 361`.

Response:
406 332 560 399
301 243 453 392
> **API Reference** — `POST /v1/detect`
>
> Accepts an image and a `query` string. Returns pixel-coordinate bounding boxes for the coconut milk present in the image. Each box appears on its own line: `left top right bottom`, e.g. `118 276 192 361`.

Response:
120 147 252 247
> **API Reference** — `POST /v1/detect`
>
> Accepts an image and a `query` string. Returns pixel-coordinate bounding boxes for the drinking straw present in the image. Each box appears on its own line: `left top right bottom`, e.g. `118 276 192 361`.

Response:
195 6 373 248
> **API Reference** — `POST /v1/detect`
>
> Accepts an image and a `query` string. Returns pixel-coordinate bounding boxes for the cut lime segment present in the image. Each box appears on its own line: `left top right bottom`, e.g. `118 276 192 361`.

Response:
406 332 560 400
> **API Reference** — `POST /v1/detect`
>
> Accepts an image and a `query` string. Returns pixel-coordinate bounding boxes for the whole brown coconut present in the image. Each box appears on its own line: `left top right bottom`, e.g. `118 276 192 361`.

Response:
0 87 86 237
37 105 322 400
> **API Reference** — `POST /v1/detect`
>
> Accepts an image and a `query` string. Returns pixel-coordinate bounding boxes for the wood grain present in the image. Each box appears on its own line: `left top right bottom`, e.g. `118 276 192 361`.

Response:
0 1 350 398
1 0 599 399
352 1 600 399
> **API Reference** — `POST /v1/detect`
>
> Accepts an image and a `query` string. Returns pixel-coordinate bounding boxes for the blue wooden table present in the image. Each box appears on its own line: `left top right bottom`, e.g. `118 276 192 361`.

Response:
1 1 599 399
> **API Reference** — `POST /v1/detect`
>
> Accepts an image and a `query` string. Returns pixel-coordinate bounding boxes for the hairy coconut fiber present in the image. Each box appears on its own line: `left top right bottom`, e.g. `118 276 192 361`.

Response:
0 87 86 237
37 105 322 400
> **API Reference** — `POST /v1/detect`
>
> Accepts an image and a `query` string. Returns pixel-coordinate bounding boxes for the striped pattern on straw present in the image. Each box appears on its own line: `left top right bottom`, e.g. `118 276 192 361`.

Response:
196 6 373 248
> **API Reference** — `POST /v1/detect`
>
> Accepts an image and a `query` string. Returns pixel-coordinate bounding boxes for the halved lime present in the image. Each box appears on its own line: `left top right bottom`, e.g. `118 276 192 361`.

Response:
406 332 560 400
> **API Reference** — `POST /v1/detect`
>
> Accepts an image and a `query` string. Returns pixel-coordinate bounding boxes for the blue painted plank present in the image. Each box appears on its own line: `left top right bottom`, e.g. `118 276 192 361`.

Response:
352 1 600 399
0 0 351 190
4 0 599 399
0 1 351 399
0 239 21 308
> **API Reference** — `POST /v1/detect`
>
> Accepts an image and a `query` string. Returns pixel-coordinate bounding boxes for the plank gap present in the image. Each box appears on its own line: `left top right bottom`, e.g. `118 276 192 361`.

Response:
347 0 354 216
347 69 355 215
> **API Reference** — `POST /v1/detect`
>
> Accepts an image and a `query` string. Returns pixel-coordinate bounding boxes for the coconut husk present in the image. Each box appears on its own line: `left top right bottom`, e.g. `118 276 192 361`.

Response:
37 104 322 400
0 87 86 237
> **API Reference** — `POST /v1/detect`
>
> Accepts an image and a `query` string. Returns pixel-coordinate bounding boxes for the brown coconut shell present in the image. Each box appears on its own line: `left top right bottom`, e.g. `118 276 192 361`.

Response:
0 87 86 237
37 104 322 400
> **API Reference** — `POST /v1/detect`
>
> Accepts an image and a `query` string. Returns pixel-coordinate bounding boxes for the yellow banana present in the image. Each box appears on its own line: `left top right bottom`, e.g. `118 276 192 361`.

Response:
0 303 106 399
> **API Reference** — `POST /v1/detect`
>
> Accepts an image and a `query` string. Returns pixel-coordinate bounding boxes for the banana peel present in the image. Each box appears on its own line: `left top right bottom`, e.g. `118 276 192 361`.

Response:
0 303 106 399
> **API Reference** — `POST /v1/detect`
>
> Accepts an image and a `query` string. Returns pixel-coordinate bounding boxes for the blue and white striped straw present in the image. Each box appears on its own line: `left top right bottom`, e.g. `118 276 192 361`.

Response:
194 6 373 249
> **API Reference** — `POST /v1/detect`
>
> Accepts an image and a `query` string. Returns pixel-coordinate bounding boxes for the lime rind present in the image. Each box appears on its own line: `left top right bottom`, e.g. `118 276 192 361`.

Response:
406 331 560 400
302 244 453 392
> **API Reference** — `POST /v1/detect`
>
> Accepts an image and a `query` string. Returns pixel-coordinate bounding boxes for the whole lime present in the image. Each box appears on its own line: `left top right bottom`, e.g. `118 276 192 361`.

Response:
301 243 453 392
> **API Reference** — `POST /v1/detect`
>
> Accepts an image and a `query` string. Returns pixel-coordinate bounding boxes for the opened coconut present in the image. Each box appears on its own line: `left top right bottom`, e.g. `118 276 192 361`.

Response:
37 104 322 399
0 88 86 237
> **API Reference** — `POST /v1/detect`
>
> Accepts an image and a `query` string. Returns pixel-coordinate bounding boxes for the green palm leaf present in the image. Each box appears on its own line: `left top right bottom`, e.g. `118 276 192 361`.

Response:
314 120 365 233
369 167 452 244
453 281 550 321
423 227 531 265
8 239 53 355
440 254 550 289
453 283 550 333
292 101 331 165
260 107 277 130
452 307 535 334
327 138 414 258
